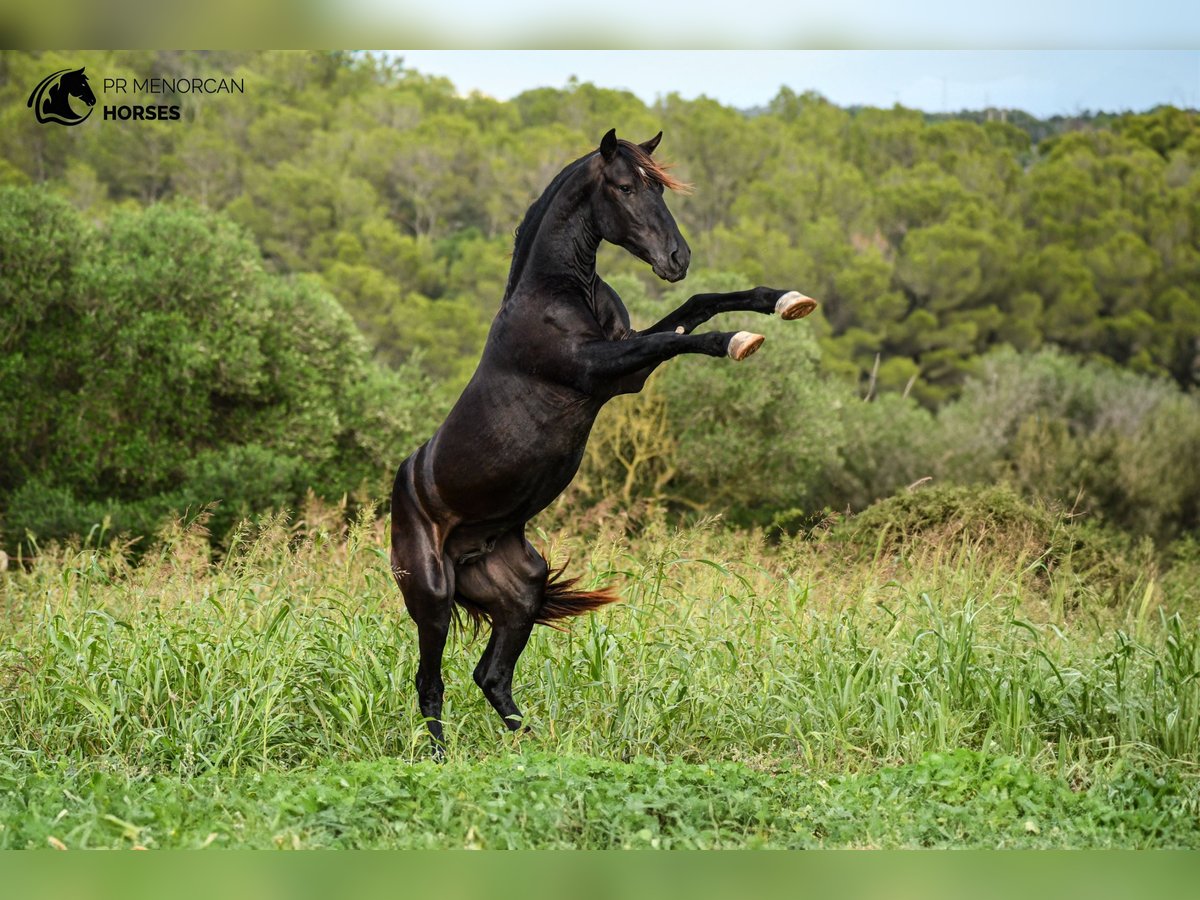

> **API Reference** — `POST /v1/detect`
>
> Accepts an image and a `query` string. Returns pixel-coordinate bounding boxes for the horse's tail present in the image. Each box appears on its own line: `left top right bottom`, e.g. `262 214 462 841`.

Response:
535 557 620 630
449 558 618 634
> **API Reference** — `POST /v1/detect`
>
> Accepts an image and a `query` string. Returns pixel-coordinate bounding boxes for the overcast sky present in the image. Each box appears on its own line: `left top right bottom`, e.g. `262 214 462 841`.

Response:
395 51 1200 118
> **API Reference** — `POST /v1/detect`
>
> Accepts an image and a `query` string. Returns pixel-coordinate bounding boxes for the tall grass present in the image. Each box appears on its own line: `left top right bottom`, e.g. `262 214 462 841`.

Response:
1 502 1197 780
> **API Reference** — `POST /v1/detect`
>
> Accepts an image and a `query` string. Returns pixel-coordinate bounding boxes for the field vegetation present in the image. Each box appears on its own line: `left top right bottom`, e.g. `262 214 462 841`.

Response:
1 51 1198 848
2 491 1198 847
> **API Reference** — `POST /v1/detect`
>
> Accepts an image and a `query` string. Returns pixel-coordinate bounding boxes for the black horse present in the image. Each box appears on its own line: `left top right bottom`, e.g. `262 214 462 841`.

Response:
391 129 816 748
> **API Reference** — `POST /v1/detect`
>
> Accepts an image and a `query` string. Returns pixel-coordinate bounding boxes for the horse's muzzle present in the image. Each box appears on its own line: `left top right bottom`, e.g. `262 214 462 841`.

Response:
652 246 690 283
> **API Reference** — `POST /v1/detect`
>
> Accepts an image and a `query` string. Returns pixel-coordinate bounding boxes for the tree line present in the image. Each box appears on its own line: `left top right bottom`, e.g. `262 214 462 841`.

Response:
3 51 1197 400
1 51 1198 549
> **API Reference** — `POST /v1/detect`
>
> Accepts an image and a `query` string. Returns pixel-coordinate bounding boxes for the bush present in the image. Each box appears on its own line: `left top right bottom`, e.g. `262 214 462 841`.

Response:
0 187 442 549
830 483 1064 557
813 391 940 512
659 316 844 523
601 271 948 524
938 347 1200 540
826 482 1159 604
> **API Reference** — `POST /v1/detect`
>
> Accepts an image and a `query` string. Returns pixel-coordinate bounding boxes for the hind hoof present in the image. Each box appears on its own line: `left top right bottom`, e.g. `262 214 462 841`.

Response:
776 291 818 320
728 331 765 361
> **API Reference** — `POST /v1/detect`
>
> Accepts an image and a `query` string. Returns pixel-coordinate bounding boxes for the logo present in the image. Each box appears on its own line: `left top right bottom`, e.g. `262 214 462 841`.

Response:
27 67 97 126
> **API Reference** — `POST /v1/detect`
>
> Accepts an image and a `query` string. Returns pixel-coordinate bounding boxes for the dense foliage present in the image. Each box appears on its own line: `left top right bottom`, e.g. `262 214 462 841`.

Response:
1 50 1199 547
0 188 440 543
2 52 1198 399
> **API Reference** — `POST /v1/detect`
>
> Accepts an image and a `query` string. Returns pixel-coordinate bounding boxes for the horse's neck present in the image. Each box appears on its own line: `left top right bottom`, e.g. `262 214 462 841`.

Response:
520 175 599 299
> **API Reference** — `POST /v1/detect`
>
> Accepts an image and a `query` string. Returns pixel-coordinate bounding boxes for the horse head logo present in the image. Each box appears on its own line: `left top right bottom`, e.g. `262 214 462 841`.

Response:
27 67 97 126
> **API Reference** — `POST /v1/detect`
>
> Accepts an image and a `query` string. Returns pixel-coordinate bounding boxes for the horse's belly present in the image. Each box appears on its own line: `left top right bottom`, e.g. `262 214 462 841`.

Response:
451 442 584 517
430 391 596 523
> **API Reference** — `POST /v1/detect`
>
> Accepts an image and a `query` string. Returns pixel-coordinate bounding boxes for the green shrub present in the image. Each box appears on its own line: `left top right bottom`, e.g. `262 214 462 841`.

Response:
830 483 1063 555
608 271 947 524
0 187 442 549
814 391 940 512
658 316 843 523
938 347 1200 540
827 482 1159 604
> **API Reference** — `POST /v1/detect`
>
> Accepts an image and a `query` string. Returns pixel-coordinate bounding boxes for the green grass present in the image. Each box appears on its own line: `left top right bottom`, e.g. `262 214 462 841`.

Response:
3 750 1197 849
1 502 1198 847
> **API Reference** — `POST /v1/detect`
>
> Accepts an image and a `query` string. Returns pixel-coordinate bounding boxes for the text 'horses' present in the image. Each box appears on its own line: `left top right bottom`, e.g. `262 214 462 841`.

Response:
390 129 817 750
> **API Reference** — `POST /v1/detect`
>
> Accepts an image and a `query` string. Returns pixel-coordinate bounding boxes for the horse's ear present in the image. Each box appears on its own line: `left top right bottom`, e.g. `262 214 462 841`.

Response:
639 132 663 155
600 129 618 162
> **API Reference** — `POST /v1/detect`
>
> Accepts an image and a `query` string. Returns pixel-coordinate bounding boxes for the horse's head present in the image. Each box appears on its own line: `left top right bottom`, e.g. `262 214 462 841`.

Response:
62 68 97 108
592 129 691 283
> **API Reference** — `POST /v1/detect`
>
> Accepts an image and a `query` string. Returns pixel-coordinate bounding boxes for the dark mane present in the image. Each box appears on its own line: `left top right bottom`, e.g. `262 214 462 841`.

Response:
502 140 690 303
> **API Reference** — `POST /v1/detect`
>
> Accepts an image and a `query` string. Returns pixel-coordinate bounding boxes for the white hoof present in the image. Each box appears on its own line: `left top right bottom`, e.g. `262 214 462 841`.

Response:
728 331 765 361
776 291 818 320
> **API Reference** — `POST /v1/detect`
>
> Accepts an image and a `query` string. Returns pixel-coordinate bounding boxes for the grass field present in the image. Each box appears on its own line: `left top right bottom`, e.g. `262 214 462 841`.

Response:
1 495 1197 848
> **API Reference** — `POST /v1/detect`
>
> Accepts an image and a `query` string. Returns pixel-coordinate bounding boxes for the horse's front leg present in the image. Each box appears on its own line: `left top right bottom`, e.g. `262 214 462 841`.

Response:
642 286 817 336
573 329 763 395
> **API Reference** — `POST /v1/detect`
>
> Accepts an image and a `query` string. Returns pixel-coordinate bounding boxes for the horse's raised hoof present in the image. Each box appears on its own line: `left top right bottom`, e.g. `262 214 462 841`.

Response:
728 331 765 361
776 291 818 320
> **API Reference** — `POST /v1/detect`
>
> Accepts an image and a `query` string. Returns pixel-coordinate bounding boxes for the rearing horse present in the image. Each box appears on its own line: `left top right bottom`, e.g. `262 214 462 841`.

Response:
391 129 816 748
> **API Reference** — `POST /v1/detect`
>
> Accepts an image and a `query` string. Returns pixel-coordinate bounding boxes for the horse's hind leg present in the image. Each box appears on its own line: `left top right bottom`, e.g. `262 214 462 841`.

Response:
391 493 454 752
455 531 547 731
412 585 452 749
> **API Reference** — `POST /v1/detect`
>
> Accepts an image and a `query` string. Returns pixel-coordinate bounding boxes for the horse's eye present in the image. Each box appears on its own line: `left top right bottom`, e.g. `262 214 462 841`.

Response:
618 184 633 195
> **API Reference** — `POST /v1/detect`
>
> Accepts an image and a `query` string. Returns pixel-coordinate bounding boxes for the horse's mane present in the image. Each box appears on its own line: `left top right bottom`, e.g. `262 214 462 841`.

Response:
503 152 591 303
502 140 689 303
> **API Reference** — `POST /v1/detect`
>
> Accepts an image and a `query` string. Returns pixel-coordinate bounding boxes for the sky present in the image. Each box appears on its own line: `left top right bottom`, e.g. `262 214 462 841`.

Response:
396 51 1200 119
353 0 1200 48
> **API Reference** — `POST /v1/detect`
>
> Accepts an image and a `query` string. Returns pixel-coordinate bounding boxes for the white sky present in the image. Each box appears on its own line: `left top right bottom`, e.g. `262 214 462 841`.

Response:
395 51 1200 118
355 0 1200 49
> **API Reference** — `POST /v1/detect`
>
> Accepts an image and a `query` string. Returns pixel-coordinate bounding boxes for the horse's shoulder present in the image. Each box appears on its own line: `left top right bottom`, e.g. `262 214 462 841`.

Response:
540 297 603 337
591 279 633 339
